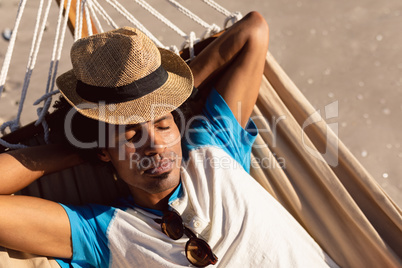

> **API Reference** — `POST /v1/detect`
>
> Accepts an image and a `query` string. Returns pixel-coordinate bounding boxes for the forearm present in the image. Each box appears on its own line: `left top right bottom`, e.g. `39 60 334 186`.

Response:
189 11 269 127
188 27 245 89
187 15 256 116
0 144 84 194
189 12 268 88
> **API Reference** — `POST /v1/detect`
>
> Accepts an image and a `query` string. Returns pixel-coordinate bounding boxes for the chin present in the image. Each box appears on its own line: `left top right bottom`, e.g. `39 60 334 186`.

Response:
143 172 180 194
148 172 170 180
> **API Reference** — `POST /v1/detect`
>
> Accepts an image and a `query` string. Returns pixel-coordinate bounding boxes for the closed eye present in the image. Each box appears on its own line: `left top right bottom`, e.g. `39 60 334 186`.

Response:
154 115 173 130
158 126 170 130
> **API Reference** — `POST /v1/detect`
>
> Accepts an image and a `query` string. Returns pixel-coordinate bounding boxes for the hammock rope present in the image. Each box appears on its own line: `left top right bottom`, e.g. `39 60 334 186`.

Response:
34 0 73 146
87 0 105 33
0 0 28 100
134 0 187 39
201 0 231 17
84 1 93 36
224 11 243 28
168 0 211 29
132 0 200 57
92 0 118 29
74 0 82 40
201 0 242 28
28 0 54 146
0 0 47 149
103 0 164 47
167 0 221 39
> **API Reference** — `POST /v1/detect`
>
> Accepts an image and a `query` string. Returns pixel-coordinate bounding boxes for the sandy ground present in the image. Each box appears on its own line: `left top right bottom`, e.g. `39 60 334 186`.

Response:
0 0 401 207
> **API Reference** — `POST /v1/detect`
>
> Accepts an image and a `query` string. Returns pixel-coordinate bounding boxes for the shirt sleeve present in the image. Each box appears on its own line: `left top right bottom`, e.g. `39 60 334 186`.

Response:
182 88 258 172
55 203 116 267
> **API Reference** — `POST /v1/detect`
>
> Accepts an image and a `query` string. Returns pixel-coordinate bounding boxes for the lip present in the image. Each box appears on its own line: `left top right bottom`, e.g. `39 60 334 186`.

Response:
144 159 174 176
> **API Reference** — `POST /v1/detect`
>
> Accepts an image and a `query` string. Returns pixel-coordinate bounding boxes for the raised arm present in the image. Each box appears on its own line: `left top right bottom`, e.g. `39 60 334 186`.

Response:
189 11 269 127
0 144 83 194
0 144 84 258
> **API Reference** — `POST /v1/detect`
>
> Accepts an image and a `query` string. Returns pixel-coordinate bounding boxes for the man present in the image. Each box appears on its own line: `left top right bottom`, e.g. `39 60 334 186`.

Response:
0 12 338 267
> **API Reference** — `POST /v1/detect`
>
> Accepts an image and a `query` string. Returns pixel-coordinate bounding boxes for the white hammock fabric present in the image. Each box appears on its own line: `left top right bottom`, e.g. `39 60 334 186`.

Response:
0 0 400 267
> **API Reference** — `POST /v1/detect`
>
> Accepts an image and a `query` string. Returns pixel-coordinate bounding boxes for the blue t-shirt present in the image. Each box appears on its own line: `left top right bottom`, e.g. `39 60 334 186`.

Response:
182 89 257 172
56 89 257 267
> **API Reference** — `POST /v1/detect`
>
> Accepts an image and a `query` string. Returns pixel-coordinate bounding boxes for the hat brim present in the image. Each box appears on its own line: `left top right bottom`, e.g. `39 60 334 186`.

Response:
56 48 193 125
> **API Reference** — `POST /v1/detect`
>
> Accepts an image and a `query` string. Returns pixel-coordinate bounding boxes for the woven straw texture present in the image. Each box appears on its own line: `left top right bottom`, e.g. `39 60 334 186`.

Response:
57 27 193 125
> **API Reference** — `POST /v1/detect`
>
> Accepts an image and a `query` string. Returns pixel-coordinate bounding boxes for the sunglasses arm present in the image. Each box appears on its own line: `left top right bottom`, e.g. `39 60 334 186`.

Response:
183 226 197 239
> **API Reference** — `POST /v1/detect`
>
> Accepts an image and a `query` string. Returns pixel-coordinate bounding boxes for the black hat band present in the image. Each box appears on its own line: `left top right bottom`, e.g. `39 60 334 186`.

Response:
76 65 169 104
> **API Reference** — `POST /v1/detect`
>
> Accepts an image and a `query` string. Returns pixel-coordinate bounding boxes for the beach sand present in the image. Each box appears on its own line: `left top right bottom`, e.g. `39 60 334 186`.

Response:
0 0 401 207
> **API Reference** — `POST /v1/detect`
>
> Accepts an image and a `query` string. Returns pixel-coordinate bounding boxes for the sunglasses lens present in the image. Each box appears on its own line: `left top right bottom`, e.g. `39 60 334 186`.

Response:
158 211 218 266
161 211 184 240
185 238 218 267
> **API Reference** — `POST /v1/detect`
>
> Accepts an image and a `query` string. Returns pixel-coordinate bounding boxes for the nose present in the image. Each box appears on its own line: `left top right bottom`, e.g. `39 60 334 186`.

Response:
143 127 166 157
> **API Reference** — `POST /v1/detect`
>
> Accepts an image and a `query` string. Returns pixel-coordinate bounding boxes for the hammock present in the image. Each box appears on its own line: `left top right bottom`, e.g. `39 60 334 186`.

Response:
0 0 401 267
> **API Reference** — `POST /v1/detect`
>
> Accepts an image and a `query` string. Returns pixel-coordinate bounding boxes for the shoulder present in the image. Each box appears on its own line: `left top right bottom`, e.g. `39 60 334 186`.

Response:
58 203 121 267
182 89 258 172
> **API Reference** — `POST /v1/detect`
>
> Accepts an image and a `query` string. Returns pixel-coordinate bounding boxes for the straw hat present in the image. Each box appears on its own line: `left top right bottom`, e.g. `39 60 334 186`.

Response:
56 27 193 125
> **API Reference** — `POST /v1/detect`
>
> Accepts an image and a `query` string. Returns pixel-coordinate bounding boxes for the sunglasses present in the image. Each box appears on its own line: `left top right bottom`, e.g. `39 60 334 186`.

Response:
154 210 218 267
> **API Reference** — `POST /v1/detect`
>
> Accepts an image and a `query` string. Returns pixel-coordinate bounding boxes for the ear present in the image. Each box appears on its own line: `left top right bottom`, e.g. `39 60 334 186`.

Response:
97 149 112 162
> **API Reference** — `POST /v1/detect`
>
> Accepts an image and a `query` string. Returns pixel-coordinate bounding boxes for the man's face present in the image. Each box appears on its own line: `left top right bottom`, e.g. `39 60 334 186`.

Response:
100 113 182 198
